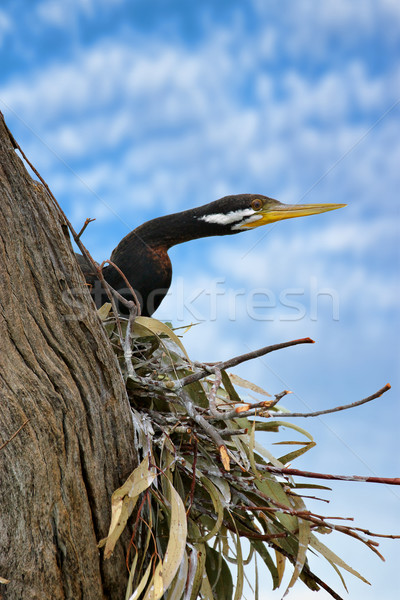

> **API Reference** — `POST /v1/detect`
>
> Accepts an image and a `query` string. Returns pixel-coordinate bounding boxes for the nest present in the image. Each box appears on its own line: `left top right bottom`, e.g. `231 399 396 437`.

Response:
95 305 390 600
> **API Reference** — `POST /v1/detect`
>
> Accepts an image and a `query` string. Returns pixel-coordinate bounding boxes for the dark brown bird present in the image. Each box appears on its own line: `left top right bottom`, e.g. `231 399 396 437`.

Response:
77 194 345 316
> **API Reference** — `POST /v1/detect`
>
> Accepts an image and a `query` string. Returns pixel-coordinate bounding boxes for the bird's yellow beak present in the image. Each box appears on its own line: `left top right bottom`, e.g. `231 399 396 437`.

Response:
242 202 347 228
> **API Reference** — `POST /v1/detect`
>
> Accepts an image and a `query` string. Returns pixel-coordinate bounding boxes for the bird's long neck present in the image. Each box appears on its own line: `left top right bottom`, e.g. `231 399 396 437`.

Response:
109 202 241 284
107 207 230 316
123 206 236 252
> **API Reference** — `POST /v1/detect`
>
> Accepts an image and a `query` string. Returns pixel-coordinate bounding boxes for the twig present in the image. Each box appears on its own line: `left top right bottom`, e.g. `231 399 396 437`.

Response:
271 384 391 418
186 436 198 516
257 464 400 486
351 526 400 540
77 217 95 239
205 383 391 422
100 260 141 316
6 127 135 332
123 308 138 380
178 338 314 388
0 419 30 451
269 389 292 407
219 428 249 437
177 389 229 468
207 367 222 416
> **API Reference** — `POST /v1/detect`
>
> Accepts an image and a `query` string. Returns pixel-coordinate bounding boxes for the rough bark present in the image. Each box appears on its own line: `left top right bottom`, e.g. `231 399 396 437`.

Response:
0 113 137 600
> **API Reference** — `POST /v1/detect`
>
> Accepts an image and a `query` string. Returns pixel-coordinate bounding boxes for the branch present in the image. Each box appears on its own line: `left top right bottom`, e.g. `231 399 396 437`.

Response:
0 419 30 451
77 217 95 239
100 259 141 316
272 384 391 418
205 383 391 421
6 127 136 330
257 464 400 486
178 338 315 388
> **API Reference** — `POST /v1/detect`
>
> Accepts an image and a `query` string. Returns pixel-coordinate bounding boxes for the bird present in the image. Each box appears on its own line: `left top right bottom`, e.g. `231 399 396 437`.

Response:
77 194 345 316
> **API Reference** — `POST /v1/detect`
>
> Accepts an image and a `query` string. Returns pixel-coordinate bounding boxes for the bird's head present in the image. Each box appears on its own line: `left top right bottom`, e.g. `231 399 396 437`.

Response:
197 194 346 233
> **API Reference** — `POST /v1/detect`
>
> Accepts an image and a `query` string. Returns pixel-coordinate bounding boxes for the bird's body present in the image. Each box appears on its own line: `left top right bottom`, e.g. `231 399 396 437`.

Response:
77 194 345 316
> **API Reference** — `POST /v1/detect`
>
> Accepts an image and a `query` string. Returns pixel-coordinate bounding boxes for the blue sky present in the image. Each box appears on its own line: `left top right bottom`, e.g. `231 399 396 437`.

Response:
1 1 399 598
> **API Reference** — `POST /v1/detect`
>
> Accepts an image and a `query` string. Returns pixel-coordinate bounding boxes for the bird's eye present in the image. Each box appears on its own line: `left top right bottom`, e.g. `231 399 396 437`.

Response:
251 199 263 211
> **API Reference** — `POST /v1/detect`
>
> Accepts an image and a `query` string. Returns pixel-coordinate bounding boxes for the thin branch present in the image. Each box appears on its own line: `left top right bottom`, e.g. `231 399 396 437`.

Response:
351 526 400 540
186 435 198 516
77 217 95 239
270 389 292 407
123 307 138 380
205 383 391 421
100 260 141 316
178 338 314 388
6 127 135 329
271 383 391 418
177 389 229 468
257 464 400 486
0 419 30 451
207 367 222 416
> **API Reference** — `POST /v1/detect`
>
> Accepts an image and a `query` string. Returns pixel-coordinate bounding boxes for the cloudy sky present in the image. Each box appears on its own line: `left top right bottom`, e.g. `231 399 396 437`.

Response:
1 1 399 598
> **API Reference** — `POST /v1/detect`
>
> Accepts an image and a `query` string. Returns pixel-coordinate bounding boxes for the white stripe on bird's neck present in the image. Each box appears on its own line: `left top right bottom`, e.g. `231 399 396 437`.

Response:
199 208 262 230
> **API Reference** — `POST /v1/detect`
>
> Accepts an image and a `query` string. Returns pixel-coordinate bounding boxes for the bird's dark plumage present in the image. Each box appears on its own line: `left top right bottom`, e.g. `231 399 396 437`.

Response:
77 194 345 316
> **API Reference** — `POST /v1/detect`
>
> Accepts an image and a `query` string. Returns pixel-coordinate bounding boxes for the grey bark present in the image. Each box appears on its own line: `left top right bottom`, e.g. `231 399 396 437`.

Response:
0 113 137 599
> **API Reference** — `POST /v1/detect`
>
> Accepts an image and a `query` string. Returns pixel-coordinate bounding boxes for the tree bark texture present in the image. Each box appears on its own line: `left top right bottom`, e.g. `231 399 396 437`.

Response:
0 113 137 600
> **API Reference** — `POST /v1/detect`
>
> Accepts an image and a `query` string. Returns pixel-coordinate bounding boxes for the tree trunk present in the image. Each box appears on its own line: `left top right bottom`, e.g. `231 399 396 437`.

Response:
0 113 137 600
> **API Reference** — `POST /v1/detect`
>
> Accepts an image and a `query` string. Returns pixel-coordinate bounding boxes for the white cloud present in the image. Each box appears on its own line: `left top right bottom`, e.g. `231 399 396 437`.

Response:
1 12 398 240
253 0 400 52
35 0 125 27
0 9 12 45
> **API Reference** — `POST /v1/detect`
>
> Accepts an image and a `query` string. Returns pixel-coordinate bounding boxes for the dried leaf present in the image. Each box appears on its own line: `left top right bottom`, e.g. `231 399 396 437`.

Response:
165 552 188 600
235 403 251 413
219 445 230 471
125 552 138 600
228 372 271 396
128 559 153 600
97 302 112 320
277 441 316 465
275 550 286 586
100 456 157 558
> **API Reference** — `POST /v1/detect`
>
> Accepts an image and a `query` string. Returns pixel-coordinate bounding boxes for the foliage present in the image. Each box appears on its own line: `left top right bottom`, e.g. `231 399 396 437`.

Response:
97 306 381 600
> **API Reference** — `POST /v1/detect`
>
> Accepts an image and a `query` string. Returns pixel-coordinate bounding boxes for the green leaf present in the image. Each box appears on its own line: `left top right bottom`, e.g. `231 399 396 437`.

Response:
205 545 234 600
142 479 188 600
277 441 316 465
282 494 312 596
221 370 242 405
265 420 314 441
134 316 190 361
189 541 208 600
228 372 271 396
231 522 244 600
310 534 370 585
195 476 225 542
250 540 279 589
